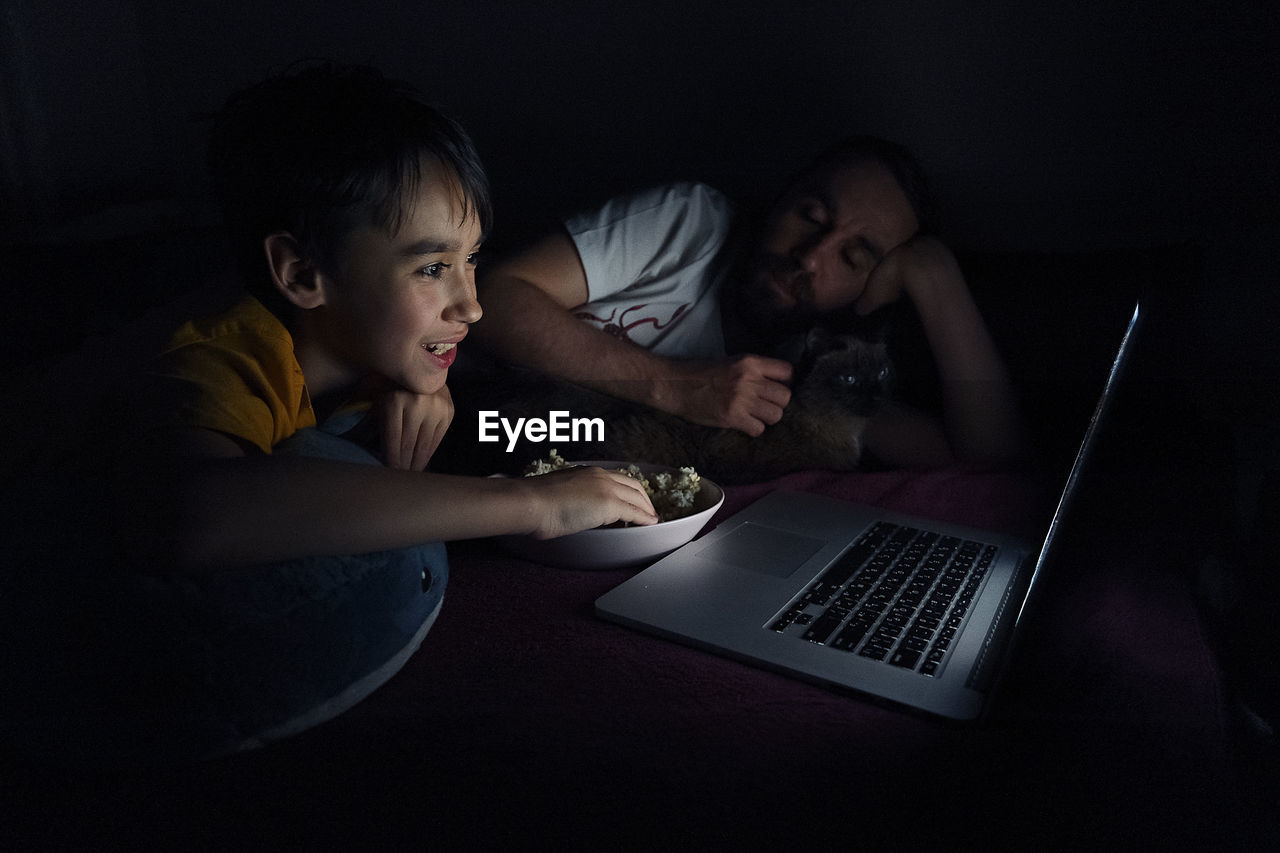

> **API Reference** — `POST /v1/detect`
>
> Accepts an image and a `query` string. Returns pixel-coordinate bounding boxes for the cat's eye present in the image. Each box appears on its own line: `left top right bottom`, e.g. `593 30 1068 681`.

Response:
838 374 860 386
878 367 890 381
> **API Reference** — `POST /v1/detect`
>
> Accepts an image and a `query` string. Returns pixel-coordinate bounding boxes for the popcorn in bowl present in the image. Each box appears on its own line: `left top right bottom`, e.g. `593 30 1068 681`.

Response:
523 450 703 522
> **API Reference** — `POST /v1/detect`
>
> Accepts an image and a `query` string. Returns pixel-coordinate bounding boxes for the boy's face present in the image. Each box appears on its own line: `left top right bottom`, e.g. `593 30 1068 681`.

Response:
312 160 483 396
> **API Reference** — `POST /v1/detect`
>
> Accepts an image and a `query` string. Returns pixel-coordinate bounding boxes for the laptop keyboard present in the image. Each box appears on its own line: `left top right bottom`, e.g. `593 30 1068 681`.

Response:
767 521 997 677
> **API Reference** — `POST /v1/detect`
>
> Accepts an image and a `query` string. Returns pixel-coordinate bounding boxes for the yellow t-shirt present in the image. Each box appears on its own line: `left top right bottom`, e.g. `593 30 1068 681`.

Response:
144 294 316 453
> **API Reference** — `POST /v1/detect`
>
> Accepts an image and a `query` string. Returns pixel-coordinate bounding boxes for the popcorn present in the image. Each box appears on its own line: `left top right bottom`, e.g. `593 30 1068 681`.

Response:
522 448 571 476
523 451 702 522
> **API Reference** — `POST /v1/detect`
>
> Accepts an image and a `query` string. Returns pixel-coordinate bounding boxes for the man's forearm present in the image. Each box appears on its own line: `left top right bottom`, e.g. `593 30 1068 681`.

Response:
908 273 1031 465
471 274 685 411
471 259 794 435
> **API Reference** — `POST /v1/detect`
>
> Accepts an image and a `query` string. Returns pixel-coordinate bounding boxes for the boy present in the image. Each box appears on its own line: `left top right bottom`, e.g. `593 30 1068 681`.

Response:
114 62 654 572
2 62 654 766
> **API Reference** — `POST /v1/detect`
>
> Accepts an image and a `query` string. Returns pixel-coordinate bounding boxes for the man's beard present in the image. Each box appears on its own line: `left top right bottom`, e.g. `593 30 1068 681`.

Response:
730 252 824 341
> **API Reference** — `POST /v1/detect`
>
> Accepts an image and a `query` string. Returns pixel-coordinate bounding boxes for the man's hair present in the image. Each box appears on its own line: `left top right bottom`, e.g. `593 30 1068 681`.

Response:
208 61 492 293
794 135 938 234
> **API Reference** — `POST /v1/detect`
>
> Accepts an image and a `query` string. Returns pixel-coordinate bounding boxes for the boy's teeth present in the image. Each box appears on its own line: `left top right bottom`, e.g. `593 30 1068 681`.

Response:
424 342 456 356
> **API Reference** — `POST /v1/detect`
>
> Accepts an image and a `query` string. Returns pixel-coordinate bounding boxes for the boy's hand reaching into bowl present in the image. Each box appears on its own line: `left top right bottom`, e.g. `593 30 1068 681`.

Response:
522 465 658 539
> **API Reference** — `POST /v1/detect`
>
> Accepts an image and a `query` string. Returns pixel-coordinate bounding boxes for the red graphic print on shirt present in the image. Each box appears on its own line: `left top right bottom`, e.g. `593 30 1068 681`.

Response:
573 303 689 344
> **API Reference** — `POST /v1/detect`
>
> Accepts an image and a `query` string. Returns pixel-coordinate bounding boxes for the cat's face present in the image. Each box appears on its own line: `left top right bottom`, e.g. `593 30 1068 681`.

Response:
795 328 894 416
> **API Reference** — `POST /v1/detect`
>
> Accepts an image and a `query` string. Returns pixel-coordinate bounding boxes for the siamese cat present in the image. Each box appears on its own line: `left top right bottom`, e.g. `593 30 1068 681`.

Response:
437 325 896 486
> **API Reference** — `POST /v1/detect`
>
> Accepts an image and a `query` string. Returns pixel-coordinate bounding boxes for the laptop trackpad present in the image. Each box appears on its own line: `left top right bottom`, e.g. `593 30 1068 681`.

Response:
694 522 827 578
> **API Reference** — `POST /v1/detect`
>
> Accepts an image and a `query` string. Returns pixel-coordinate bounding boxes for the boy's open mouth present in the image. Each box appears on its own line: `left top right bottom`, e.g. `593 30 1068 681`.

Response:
423 342 457 356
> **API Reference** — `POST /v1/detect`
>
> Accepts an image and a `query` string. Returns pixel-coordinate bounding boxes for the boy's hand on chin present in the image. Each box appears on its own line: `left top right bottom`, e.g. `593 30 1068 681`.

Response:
375 385 455 471
524 466 659 539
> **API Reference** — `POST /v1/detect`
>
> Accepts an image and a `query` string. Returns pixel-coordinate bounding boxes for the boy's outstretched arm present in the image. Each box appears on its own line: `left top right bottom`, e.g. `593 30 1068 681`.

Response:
114 427 656 574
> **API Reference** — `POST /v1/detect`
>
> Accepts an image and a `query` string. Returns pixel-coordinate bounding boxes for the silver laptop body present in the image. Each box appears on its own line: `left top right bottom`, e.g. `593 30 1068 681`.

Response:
596 302 1142 720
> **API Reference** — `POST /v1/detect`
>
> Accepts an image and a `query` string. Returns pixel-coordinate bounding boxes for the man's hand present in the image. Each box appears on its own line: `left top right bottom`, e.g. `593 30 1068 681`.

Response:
666 355 794 437
377 385 455 471
856 234 965 316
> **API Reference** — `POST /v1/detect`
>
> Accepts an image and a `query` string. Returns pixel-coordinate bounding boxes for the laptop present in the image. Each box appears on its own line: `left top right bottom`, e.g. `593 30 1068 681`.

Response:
596 301 1143 720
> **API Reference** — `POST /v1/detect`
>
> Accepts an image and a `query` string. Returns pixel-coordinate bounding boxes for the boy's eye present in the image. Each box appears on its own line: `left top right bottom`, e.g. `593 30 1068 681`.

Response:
420 262 448 278
466 251 480 267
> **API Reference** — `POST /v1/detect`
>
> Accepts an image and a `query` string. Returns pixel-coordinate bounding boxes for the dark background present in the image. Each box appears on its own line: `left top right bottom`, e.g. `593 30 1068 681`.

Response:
1 2 1277 845
3 0 1276 512
1 0 1275 246
3 0 1277 254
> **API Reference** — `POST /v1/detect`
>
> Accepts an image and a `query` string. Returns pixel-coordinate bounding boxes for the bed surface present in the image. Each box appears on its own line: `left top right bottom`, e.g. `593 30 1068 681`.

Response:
1 461 1259 850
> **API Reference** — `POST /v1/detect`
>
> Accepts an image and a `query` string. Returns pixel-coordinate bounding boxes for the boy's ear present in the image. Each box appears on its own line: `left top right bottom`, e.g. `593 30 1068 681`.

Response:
263 232 327 310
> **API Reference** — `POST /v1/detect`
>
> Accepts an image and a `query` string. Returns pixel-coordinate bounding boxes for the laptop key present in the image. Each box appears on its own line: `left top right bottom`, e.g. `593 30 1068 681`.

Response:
858 643 891 661
801 605 853 644
832 619 874 650
890 648 921 669
768 606 806 632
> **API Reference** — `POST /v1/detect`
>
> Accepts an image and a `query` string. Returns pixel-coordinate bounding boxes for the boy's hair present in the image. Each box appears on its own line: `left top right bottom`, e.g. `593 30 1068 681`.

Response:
208 61 492 296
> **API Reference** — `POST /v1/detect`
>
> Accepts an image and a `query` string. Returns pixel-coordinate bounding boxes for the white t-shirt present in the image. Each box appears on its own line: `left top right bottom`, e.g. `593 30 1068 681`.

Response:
565 182 736 360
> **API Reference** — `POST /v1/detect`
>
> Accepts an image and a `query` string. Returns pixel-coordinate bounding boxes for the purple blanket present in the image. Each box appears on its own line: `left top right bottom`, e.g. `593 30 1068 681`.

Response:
2 466 1250 850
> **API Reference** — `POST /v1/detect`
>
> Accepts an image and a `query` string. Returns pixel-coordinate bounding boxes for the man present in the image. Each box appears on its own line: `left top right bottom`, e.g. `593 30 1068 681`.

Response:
471 136 1028 469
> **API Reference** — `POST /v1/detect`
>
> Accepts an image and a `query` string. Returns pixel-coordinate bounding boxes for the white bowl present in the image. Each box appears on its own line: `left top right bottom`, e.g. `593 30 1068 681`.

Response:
496 460 725 569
